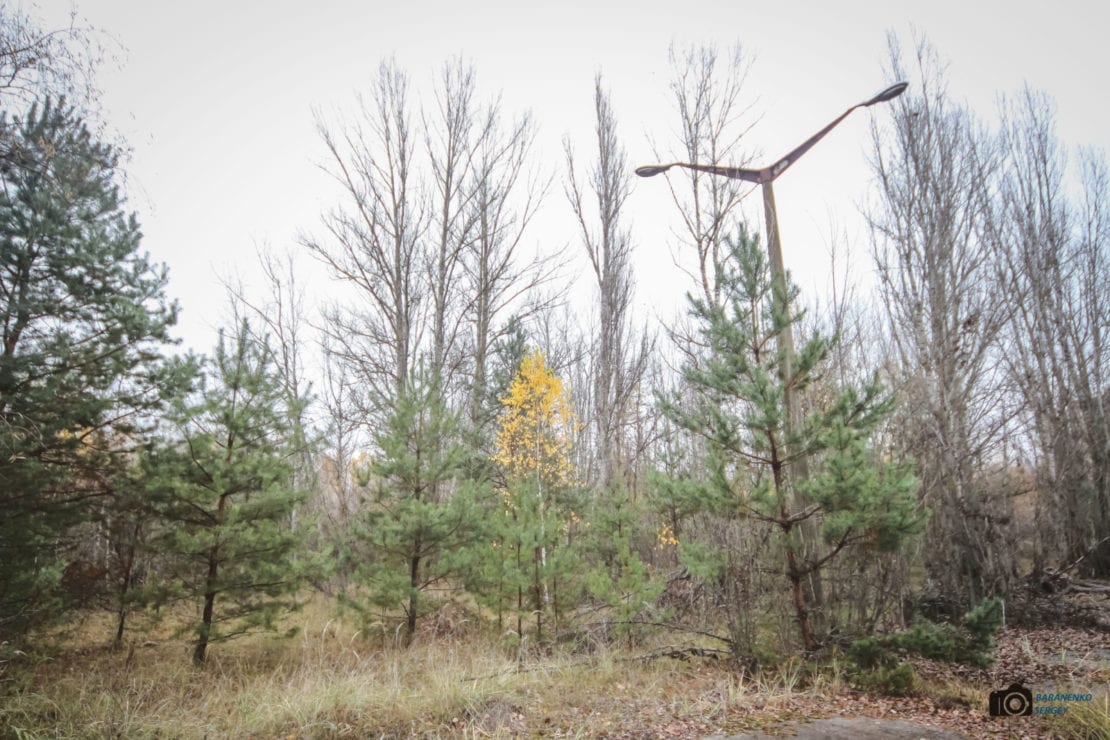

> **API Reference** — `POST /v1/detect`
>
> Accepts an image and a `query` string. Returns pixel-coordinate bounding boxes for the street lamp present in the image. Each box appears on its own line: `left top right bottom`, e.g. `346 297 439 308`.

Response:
634 82 907 183
635 79 907 428
637 81 908 617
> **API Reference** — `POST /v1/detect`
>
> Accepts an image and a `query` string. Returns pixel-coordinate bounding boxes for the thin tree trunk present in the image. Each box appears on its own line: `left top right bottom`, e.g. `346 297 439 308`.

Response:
406 553 421 647
194 552 218 665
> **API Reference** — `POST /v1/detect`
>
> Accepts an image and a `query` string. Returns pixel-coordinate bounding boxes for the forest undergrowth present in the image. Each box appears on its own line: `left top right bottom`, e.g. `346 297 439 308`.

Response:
2 594 1107 739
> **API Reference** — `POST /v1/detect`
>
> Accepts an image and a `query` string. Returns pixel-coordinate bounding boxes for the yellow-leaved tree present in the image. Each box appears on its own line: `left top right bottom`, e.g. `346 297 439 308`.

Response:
493 349 576 487
491 349 578 641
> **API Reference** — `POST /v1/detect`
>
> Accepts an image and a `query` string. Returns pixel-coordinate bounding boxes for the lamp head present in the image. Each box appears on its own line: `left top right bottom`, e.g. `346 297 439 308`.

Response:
864 81 909 107
635 164 670 177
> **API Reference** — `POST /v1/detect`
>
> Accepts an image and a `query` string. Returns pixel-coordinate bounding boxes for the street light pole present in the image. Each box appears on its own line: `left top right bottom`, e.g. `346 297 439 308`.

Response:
637 82 908 638
636 79 907 310
637 79 907 439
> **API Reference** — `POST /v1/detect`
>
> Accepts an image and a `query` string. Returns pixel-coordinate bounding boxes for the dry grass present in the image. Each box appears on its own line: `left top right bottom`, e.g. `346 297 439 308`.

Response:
3 597 1107 738
0 597 735 738
1053 692 1110 739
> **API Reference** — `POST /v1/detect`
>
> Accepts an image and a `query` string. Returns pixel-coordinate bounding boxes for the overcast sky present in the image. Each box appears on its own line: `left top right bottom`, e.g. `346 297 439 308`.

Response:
38 0 1110 356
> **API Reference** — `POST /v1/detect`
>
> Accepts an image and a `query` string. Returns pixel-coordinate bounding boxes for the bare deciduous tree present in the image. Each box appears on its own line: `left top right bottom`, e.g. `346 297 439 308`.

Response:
653 43 756 310
0 6 104 108
304 59 427 413
318 341 362 543
308 55 555 435
224 247 318 533
425 59 481 389
462 100 556 440
566 75 651 491
995 88 1110 576
868 36 1014 608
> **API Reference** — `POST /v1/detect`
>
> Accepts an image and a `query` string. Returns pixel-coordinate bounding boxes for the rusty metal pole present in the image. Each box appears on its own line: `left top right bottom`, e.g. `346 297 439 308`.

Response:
762 178 819 627
761 178 804 465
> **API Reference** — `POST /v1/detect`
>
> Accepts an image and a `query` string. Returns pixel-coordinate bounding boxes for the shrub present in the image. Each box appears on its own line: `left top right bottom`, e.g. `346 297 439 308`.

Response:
847 637 887 670
851 661 915 696
846 596 1004 691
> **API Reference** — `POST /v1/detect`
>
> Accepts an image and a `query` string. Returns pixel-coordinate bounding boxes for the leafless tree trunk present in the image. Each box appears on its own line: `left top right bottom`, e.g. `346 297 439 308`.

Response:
425 59 481 390
303 59 426 412
994 88 1110 576
644 44 768 638
319 344 360 538
224 247 316 530
566 75 651 492
647 46 758 600
868 36 1015 608
653 43 756 311
461 102 555 441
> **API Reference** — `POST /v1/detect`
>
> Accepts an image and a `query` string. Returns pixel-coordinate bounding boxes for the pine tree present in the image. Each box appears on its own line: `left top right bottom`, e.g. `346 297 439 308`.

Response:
660 227 923 651
462 316 528 481
149 322 313 665
584 488 661 645
102 448 158 648
343 370 483 647
0 99 181 641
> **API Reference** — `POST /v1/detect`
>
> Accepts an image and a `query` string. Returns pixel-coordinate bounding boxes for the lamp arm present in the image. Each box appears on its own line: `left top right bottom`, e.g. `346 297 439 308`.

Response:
634 82 906 183
763 82 907 182
762 103 863 183
672 161 765 183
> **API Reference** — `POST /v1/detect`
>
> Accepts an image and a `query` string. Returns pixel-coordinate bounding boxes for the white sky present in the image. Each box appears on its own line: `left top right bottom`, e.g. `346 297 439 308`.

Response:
37 0 1110 356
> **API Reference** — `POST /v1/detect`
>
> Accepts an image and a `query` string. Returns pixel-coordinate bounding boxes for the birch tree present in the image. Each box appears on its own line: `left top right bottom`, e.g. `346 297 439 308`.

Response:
492 349 579 640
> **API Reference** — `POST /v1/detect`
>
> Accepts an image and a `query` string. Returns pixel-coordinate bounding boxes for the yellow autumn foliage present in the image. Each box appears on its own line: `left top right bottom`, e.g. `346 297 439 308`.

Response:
54 427 98 458
492 349 577 489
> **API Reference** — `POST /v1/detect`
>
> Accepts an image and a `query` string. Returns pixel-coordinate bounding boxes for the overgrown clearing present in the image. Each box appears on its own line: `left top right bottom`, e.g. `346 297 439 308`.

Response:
3 7 1110 740
2 596 1107 738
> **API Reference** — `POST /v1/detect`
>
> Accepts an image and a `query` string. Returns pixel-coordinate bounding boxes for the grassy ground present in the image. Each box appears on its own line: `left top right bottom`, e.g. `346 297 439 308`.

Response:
1 597 1107 738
